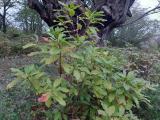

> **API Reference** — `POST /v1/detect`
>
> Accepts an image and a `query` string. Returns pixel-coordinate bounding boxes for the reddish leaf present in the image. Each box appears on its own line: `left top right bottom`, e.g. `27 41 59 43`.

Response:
38 93 49 103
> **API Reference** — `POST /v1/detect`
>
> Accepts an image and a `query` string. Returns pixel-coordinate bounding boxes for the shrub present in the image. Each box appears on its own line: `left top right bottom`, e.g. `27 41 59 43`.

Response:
134 85 160 120
0 33 37 57
0 37 11 57
10 42 37 56
7 3 151 120
6 27 22 39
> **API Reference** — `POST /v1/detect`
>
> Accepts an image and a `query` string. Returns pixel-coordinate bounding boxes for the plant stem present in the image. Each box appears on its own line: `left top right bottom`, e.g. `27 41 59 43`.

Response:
58 42 62 77
59 51 62 77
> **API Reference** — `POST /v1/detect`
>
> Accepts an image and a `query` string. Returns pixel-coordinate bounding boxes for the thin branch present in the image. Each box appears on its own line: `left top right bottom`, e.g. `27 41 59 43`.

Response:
121 5 160 27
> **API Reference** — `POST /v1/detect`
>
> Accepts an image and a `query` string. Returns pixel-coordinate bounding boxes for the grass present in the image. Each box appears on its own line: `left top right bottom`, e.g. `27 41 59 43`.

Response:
0 86 34 120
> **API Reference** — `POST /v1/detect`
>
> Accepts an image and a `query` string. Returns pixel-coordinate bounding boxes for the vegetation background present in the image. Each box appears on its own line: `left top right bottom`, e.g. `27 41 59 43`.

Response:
0 0 160 120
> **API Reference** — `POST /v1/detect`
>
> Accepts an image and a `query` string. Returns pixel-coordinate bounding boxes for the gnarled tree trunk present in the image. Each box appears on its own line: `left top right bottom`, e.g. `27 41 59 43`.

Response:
0 15 3 30
27 0 135 45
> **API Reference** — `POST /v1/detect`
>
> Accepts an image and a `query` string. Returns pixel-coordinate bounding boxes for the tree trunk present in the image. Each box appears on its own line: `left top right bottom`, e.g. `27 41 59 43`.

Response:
25 19 29 32
2 7 7 33
0 14 2 30
37 18 43 35
27 0 135 44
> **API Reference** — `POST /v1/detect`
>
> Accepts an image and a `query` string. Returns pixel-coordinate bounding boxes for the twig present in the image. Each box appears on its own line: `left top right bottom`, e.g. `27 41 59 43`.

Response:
121 5 160 27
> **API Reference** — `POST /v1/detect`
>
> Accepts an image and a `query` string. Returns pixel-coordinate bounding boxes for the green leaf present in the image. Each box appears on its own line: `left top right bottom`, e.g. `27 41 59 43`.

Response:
45 99 52 108
55 95 66 106
118 96 126 105
68 8 75 16
88 27 98 34
69 3 79 9
58 33 65 41
28 52 40 56
116 89 124 95
108 93 115 103
11 68 25 78
6 79 19 90
104 81 112 90
31 80 40 90
98 110 106 116
43 55 59 65
81 72 85 79
107 106 115 116
127 71 135 80
63 64 73 74
53 79 62 88
70 53 82 59
123 84 130 91
101 102 108 112
96 117 103 120
70 87 78 96
126 99 133 110
24 64 33 72
23 43 36 49
94 86 107 97
77 23 82 30
80 67 90 74
62 114 68 120
11 68 22 73
59 87 69 93
91 70 99 75
119 106 125 115
133 97 140 108
50 48 60 55
73 70 81 81
54 111 62 120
